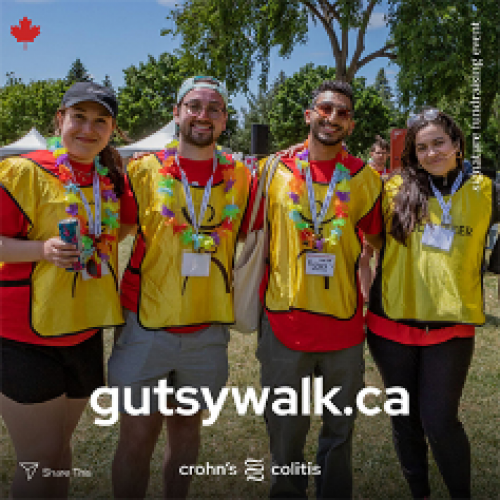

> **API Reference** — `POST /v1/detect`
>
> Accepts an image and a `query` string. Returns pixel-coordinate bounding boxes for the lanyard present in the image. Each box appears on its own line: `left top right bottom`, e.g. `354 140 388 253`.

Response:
68 165 101 237
176 153 217 234
429 171 463 225
301 157 341 235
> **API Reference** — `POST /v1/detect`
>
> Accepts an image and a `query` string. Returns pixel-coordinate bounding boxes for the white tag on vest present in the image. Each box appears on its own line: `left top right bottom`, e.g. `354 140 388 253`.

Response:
305 253 335 276
181 253 211 277
422 224 454 252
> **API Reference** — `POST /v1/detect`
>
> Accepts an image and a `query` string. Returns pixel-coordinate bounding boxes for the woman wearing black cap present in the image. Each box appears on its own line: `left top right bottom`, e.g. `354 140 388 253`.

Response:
0 82 125 498
366 109 500 499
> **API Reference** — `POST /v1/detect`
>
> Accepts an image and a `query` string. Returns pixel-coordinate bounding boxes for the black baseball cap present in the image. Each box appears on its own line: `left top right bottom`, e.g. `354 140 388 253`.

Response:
62 82 118 118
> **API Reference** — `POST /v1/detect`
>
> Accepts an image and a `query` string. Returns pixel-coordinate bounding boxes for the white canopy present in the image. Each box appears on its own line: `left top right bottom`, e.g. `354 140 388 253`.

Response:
118 120 176 157
0 127 47 157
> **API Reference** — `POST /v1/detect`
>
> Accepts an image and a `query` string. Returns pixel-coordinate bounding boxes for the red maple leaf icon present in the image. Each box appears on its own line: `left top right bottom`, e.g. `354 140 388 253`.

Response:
11 17 41 50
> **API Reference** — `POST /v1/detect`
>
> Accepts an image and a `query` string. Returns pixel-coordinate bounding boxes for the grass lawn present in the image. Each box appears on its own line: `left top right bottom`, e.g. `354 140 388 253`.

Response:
1 237 498 499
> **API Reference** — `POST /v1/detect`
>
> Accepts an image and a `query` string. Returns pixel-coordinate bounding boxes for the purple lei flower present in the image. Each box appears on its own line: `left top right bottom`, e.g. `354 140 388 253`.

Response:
103 190 118 202
162 205 175 218
224 178 236 193
315 238 325 251
55 153 70 167
66 203 79 216
336 191 350 202
288 192 300 204
211 232 220 246
297 149 309 161
162 148 177 160
98 252 110 262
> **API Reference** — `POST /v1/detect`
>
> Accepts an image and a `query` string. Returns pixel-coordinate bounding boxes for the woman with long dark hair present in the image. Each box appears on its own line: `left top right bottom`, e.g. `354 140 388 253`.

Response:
0 82 125 498
366 109 499 499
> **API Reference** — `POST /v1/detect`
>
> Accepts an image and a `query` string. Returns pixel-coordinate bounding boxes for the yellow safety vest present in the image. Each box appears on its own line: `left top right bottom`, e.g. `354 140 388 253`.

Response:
381 174 492 324
128 154 250 328
262 158 382 318
0 156 123 337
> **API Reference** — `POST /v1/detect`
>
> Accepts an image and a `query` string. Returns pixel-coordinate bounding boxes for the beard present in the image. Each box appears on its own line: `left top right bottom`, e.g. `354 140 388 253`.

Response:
310 119 348 147
179 121 217 148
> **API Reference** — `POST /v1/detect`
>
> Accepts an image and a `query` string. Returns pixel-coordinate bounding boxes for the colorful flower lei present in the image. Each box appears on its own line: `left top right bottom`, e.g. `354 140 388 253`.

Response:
158 140 240 251
289 142 351 250
47 137 119 273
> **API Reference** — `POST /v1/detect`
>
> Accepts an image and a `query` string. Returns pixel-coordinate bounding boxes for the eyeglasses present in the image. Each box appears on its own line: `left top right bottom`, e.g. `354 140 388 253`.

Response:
407 108 440 127
313 103 352 120
182 100 226 120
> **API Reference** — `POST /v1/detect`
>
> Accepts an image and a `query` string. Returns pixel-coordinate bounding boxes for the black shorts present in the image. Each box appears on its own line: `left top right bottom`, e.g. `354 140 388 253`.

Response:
0 332 104 404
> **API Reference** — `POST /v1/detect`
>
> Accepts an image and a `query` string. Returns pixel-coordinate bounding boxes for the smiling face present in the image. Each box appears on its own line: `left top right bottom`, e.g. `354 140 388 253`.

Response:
370 146 389 169
305 90 354 148
57 101 115 164
174 87 227 148
415 123 459 177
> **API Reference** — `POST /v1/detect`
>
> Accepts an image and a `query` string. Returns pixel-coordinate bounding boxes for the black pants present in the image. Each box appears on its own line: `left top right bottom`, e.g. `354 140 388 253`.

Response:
367 331 474 499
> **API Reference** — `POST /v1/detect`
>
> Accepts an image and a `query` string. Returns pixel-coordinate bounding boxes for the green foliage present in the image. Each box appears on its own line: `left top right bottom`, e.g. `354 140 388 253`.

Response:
163 1 394 92
373 68 393 109
268 64 393 157
65 58 92 85
388 1 498 124
117 53 190 141
388 0 499 168
231 72 286 154
163 0 308 93
0 77 68 146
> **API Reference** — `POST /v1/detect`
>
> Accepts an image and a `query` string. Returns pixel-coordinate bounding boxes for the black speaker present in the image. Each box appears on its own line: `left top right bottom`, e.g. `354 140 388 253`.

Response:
250 124 269 156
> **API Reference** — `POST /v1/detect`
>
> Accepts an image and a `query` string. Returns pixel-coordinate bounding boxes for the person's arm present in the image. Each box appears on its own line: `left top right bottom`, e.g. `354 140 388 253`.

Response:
119 174 139 242
364 233 383 251
275 140 307 159
119 223 137 242
0 235 79 267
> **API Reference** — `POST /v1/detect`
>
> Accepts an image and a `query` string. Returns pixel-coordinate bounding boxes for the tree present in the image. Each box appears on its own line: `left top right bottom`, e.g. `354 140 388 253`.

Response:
373 68 393 109
65 58 92 85
388 1 499 168
231 72 286 154
117 53 190 140
162 1 396 93
0 78 68 146
268 64 393 156
388 0 498 129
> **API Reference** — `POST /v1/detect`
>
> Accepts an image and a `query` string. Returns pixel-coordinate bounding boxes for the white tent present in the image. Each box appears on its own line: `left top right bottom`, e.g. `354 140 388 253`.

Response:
0 127 47 157
118 120 176 158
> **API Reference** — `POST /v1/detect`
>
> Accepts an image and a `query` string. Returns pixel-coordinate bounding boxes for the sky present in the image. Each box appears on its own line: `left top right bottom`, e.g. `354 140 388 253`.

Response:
1 0 397 115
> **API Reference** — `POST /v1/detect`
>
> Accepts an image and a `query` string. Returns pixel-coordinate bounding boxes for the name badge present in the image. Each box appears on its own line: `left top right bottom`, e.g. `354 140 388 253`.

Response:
422 224 454 252
181 253 211 277
306 253 335 277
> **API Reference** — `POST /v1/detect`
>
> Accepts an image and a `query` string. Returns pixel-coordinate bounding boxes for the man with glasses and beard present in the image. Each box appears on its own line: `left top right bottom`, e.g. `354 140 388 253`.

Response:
246 81 383 499
109 76 251 499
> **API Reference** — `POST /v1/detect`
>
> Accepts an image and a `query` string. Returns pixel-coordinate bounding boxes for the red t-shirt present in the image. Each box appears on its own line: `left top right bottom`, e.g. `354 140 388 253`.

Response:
120 153 238 333
0 150 98 346
242 154 383 352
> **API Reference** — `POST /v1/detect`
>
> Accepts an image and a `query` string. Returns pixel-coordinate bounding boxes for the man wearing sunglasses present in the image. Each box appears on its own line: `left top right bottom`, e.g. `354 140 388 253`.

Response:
109 76 251 499
246 80 383 499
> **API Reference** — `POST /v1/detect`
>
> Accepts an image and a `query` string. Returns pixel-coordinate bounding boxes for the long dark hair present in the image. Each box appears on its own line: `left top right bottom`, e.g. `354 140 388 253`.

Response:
54 107 126 198
390 111 465 245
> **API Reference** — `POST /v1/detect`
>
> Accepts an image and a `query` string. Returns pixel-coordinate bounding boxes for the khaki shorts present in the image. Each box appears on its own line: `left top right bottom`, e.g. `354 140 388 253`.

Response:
108 311 229 413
